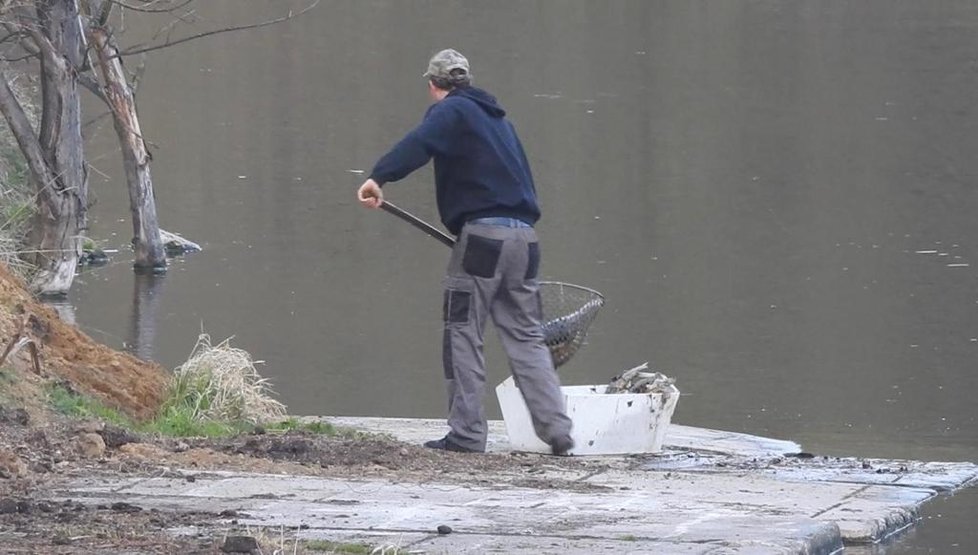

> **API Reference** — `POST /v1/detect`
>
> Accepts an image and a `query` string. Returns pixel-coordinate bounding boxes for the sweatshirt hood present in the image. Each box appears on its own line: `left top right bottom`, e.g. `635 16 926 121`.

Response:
449 87 506 117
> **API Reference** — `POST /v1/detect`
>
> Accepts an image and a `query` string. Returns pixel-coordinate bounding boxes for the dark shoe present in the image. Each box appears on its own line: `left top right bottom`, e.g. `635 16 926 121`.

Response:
423 436 481 453
550 435 574 456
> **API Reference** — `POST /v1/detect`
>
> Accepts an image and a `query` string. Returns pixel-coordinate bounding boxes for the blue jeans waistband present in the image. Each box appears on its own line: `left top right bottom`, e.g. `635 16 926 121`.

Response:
468 217 533 228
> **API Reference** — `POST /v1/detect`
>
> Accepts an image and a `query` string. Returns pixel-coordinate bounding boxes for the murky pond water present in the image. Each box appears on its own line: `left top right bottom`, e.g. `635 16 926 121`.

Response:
66 1 977 551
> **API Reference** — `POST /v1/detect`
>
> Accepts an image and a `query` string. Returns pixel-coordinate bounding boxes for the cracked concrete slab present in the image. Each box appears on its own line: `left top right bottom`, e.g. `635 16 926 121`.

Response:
59 472 842 554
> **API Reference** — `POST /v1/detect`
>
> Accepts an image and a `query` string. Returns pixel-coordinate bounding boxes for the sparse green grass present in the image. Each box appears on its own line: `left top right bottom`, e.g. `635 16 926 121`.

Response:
302 539 374 554
47 382 252 438
155 373 250 438
149 402 251 438
619 534 638 541
45 383 365 441
43 335 379 443
47 383 134 428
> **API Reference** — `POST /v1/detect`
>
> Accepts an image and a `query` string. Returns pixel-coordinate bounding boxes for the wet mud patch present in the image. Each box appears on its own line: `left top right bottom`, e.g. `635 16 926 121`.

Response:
197 431 574 474
225 434 459 471
0 497 221 554
156 430 615 485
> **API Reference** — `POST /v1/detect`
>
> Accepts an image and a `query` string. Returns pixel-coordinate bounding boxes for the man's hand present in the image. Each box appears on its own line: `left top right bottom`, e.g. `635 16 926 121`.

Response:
357 179 384 209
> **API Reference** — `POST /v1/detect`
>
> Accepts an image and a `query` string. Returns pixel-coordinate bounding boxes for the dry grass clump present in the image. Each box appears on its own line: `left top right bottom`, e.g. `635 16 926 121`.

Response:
0 146 37 282
0 233 34 280
163 334 286 426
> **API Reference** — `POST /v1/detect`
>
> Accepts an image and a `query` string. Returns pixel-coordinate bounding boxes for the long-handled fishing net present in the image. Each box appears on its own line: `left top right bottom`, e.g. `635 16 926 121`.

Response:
380 201 604 367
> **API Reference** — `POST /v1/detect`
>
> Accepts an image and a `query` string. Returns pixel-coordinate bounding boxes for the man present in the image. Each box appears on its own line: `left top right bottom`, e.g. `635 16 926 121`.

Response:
357 49 573 456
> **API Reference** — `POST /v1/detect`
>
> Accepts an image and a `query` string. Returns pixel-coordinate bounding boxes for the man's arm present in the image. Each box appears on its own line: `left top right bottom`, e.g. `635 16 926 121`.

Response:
358 102 460 209
368 131 434 185
367 102 460 186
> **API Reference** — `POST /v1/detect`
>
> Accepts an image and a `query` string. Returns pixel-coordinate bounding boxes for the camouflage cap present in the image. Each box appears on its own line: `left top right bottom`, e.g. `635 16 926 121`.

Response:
423 49 470 80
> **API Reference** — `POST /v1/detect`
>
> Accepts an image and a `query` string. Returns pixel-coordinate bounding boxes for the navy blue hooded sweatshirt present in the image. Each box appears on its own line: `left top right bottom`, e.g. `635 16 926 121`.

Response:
369 87 540 236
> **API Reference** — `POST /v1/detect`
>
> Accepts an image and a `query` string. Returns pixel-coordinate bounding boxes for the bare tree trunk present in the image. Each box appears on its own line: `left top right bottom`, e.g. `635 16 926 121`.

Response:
31 0 87 294
0 0 87 295
89 26 166 270
0 73 76 293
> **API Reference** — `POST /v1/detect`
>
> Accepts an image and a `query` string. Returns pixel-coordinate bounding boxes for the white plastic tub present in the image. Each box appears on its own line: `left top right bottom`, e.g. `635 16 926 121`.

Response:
495 377 680 456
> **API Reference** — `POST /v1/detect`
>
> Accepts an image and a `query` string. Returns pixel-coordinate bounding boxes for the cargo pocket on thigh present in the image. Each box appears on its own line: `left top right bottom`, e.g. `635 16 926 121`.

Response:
525 242 540 280
462 235 503 278
443 278 473 324
442 277 474 380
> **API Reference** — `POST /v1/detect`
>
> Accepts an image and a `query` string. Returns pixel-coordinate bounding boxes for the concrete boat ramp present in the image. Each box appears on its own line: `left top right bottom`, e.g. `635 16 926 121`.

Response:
60 417 977 554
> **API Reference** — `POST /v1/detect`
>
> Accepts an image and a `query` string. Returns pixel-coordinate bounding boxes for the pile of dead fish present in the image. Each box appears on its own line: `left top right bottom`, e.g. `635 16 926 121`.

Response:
606 362 676 395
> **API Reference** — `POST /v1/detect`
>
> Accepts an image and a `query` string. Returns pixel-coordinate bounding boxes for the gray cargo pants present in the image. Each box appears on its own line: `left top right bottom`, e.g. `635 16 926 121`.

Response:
442 219 573 452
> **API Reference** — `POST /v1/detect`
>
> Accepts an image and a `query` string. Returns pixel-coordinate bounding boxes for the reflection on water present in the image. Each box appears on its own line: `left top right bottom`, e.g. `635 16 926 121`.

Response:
52 269 166 362
127 272 165 362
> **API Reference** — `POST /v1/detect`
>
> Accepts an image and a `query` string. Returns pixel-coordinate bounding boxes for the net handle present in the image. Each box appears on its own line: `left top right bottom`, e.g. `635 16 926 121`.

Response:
380 201 456 247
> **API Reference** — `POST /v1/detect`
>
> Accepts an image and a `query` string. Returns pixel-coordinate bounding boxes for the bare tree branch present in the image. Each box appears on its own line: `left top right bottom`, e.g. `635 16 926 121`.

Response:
0 67 57 195
110 0 193 15
0 5 42 60
118 0 319 57
146 7 194 45
77 71 107 103
0 36 38 63
81 106 112 129
0 52 37 62
0 32 20 46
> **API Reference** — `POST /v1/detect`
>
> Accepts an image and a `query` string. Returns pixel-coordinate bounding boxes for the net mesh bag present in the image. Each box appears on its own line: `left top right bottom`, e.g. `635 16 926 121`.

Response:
539 281 605 368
